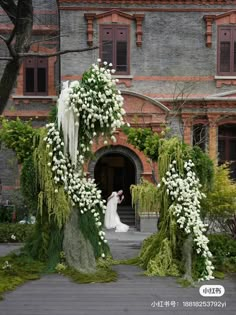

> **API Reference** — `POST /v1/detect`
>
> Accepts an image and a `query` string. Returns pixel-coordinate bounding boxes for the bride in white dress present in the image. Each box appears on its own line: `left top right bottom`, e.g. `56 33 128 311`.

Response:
104 190 129 232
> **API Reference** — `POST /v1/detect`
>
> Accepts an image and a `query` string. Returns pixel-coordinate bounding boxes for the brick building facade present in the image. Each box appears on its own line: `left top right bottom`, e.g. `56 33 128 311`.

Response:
1 1 236 224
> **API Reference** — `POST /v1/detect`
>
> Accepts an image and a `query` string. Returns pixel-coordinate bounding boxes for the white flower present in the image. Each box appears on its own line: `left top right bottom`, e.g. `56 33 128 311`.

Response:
11 234 16 240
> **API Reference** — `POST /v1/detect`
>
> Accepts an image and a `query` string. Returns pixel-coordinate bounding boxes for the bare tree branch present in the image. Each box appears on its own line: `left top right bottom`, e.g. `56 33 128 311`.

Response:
0 35 7 42
0 46 99 61
29 34 65 45
0 57 13 61
14 0 33 53
19 46 99 58
0 0 17 25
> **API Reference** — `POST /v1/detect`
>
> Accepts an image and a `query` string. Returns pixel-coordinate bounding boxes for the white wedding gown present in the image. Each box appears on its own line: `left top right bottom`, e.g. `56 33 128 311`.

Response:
105 192 129 232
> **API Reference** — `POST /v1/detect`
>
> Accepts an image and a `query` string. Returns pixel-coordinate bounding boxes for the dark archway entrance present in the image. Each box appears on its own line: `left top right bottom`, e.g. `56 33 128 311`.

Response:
94 153 136 226
218 124 236 180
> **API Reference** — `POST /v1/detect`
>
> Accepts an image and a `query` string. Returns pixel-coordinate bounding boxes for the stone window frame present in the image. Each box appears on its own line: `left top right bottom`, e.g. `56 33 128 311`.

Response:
13 45 57 101
24 56 48 96
217 26 236 76
100 24 130 75
84 10 144 83
204 11 236 87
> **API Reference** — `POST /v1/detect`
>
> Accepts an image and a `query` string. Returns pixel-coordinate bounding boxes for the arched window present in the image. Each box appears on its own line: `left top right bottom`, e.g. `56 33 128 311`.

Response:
218 124 236 180
192 124 207 151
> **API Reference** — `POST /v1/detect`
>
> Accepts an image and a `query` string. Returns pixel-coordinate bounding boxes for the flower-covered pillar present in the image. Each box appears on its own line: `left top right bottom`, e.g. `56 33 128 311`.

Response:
28 61 127 273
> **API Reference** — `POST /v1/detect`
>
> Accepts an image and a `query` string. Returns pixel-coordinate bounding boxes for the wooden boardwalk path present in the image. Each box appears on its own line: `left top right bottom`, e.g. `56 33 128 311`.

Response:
0 232 236 315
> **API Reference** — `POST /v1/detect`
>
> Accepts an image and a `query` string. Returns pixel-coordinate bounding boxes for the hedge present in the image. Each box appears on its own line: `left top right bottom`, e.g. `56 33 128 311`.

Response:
0 224 34 243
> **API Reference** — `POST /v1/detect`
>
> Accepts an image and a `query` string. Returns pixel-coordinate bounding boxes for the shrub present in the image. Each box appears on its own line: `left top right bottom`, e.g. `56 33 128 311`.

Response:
208 234 236 272
0 204 30 223
0 224 34 243
0 117 37 163
202 164 236 237
0 206 15 223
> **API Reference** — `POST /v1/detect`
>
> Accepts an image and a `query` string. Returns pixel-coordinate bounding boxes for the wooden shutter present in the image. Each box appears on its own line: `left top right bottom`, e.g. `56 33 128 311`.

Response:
24 57 36 94
101 26 113 66
218 27 236 76
233 28 236 73
37 58 48 94
219 28 231 74
24 57 48 95
115 26 128 73
100 25 129 74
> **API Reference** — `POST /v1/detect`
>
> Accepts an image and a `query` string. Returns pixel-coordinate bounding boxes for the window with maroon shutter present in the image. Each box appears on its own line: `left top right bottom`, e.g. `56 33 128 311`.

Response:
100 25 129 75
24 57 48 95
218 27 236 76
218 124 236 180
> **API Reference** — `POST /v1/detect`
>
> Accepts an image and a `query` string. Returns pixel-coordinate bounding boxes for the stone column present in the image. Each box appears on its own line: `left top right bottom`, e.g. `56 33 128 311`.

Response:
182 116 192 145
208 116 219 162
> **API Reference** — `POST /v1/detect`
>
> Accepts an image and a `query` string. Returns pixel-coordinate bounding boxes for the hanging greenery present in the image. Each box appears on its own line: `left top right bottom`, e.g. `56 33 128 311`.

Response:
137 137 215 281
145 238 180 277
20 156 38 214
130 180 159 214
34 128 71 229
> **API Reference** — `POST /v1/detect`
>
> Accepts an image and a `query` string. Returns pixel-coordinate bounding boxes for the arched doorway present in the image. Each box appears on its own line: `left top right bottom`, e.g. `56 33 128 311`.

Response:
95 153 135 226
218 124 236 180
89 146 143 227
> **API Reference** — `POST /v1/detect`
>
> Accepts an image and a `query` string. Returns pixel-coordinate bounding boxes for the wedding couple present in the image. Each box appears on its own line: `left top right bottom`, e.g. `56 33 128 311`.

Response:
104 190 129 232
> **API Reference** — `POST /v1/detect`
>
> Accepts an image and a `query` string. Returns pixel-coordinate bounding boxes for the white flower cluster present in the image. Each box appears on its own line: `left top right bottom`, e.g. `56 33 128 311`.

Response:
162 160 214 281
57 60 126 166
10 234 16 240
44 123 107 257
2 260 12 270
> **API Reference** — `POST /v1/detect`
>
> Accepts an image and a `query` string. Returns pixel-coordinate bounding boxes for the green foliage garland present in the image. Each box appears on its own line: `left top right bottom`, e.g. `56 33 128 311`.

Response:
123 126 161 161
33 128 71 229
77 207 109 259
25 206 63 270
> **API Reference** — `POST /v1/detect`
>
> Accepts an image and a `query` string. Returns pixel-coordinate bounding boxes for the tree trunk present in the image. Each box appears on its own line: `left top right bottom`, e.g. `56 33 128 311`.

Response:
0 59 21 114
0 0 33 114
182 234 193 283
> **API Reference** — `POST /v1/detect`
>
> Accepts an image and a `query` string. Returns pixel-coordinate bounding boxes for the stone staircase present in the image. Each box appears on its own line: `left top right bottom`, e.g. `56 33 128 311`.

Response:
117 205 136 227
